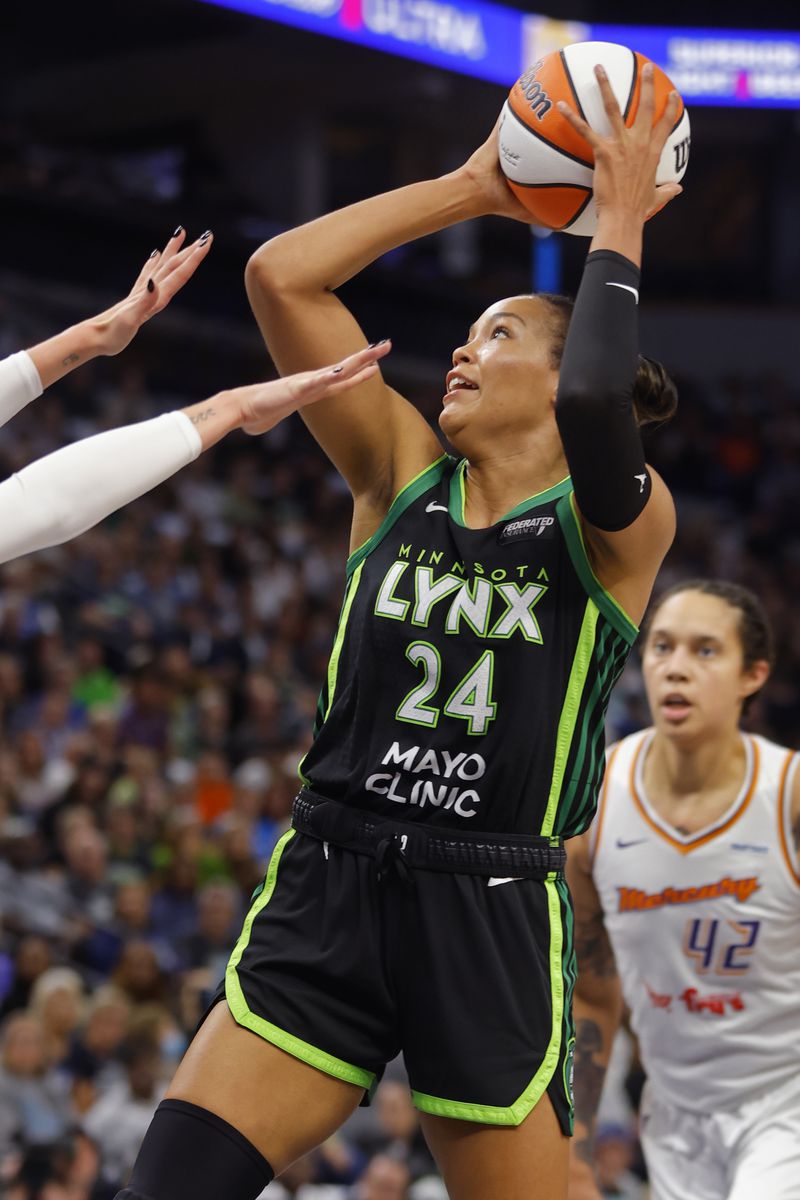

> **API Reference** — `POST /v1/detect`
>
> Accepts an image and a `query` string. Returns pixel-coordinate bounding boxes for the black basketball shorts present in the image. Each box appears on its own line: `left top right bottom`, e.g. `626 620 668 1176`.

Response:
221 825 576 1132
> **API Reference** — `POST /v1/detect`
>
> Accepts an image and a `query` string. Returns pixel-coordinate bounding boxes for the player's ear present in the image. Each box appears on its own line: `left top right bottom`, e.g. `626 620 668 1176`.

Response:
739 658 770 703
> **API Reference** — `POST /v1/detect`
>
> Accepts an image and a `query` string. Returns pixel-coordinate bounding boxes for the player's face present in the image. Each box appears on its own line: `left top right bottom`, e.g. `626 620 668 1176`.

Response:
642 591 766 741
440 296 560 449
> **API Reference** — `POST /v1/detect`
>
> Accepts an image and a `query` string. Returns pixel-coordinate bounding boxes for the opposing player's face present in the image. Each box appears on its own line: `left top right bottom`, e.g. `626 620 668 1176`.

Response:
642 591 768 740
440 296 560 448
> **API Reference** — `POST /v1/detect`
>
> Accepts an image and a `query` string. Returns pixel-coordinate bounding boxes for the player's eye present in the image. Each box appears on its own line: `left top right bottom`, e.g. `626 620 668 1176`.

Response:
652 640 669 653
491 325 510 339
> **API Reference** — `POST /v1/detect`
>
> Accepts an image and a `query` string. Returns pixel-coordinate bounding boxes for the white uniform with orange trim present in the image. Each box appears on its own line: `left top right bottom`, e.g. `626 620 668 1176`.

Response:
590 729 800 1200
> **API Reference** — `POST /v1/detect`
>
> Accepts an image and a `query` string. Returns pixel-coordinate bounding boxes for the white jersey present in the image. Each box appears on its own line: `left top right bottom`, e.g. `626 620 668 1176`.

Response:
590 728 800 1113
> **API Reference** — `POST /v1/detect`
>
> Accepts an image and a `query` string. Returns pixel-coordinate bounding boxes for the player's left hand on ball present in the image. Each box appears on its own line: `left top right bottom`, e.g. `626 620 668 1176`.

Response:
93 226 214 356
238 341 392 436
557 61 682 224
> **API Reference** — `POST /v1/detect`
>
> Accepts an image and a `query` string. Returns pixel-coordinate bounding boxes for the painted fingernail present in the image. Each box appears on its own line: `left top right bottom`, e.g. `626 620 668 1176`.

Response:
595 64 606 77
199 229 212 243
643 63 653 76
172 225 183 237
557 100 569 113
149 249 159 259
331 366 344 374
377 339 389 345
147 279 155 293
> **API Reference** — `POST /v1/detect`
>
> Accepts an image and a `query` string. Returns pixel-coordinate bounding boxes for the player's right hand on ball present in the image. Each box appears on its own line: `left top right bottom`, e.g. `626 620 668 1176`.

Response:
237 341 392 436
459 116 544 225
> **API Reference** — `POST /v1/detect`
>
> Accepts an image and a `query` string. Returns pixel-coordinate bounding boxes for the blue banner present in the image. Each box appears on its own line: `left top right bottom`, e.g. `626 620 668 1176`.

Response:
199 0 800 107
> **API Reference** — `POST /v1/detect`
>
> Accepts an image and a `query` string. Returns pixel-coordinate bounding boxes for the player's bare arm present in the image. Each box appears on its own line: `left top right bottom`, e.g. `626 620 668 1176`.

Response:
566 831 623 1199
25 227 213 388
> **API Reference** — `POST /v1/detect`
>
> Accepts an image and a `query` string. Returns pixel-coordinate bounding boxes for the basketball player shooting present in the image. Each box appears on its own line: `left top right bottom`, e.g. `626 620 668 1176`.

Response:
113 65 683 1200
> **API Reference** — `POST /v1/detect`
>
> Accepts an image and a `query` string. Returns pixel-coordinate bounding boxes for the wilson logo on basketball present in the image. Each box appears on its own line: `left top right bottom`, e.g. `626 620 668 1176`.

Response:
674 135 691 173
516 62 552 121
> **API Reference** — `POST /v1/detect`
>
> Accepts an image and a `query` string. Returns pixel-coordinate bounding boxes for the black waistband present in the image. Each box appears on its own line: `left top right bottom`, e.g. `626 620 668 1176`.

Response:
292 790 565 879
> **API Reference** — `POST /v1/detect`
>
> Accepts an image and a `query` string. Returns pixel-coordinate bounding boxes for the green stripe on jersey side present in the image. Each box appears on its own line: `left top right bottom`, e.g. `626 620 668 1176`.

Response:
346 455 450 579
325 560 364 720
541 599 599 838
411 876 566 1126
556 494 639 645
560 627 630 836
447 459 574 528
225 830 375 1091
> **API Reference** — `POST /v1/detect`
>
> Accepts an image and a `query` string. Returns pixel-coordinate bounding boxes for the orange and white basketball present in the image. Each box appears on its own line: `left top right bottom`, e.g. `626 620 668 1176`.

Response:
498 40 691 237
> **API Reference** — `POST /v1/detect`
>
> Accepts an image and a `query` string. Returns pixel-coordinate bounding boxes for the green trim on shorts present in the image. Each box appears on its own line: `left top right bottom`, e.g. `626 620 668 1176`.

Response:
410 876 565 1126
556 493 639 645
226 830 376 1091
346 454 450 578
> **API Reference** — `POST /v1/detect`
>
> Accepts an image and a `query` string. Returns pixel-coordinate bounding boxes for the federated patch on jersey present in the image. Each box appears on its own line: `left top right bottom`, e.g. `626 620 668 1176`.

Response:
497 514 557 545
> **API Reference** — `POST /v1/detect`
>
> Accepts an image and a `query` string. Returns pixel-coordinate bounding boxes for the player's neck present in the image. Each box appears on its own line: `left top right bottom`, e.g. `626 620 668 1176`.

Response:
461 439 568 528
647 727 747 804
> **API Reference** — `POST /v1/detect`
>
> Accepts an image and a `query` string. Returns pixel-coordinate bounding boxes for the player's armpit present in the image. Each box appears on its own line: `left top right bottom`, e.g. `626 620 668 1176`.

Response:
791 764 800 855
578 466 676 627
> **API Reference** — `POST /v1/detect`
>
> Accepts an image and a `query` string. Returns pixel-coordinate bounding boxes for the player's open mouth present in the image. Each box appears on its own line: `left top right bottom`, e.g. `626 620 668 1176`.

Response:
444 372 479 400
661 693 692 721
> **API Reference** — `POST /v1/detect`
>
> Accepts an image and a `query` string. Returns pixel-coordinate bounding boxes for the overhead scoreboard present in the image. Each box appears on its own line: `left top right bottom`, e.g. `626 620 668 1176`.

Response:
198 0 800 107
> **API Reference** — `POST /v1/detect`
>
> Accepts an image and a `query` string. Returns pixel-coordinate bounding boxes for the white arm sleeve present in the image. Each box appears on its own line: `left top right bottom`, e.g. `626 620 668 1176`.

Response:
0 351 44 428
0 410 202 566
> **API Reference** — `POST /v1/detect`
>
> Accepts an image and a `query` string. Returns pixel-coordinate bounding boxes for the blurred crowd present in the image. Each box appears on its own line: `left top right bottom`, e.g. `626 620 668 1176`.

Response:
0 295 798 1200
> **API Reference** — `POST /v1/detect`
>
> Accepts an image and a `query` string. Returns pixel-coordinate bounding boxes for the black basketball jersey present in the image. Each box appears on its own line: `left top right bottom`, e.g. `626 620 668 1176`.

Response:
300 455 637 837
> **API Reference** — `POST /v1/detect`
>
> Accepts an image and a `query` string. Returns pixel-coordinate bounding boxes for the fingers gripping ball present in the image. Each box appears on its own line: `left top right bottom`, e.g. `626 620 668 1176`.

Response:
498 40 690 236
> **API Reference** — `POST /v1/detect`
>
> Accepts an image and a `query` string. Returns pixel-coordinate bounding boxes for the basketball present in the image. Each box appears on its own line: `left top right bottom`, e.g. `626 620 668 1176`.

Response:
498 40 691 237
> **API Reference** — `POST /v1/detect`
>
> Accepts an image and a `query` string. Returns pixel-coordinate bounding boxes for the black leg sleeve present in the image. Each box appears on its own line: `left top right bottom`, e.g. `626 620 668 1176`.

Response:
554 249 650 532
115 1100 274 1200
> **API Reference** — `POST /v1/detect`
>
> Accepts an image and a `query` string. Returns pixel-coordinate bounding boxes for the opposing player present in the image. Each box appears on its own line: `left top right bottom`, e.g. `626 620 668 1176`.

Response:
0 229 388 564
116 66 683 1200
567 580 800 1200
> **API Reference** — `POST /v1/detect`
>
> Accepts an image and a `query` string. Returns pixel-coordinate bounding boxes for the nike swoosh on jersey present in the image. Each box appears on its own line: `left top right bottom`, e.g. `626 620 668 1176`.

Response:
616 838 648 849
487 876 524 887
425 501 449 513
605 281 639 304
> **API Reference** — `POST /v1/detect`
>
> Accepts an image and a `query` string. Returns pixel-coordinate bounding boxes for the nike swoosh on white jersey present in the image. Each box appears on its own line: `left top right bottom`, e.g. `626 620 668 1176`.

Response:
487 876 524 887
605 281 639 304
425 501 449 513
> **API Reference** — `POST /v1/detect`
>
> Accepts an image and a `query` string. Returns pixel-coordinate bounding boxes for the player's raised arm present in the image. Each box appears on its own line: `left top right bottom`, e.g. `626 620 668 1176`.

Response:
566 831 623 1200
244 181 477 514
0 343 388 567
555 63 682 625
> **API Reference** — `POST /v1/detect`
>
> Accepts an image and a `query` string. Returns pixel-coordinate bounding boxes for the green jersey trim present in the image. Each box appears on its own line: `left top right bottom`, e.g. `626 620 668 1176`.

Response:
555 493 639 645
541 598 599 837
346 455 450 579
447 458 573 528
225 830 375 1091
411 875 565 1126
325 561 365 720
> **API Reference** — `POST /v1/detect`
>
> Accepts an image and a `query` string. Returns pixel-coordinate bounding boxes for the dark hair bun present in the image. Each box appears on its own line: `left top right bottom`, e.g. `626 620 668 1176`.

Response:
633 356 678 426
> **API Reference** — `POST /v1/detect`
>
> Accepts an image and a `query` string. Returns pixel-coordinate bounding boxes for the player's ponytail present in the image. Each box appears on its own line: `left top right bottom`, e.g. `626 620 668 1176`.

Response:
633 356 678 427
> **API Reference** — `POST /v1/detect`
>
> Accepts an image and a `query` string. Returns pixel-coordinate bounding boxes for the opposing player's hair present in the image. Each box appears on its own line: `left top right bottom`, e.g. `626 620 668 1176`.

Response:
540 293 678 426
645 579 775 714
